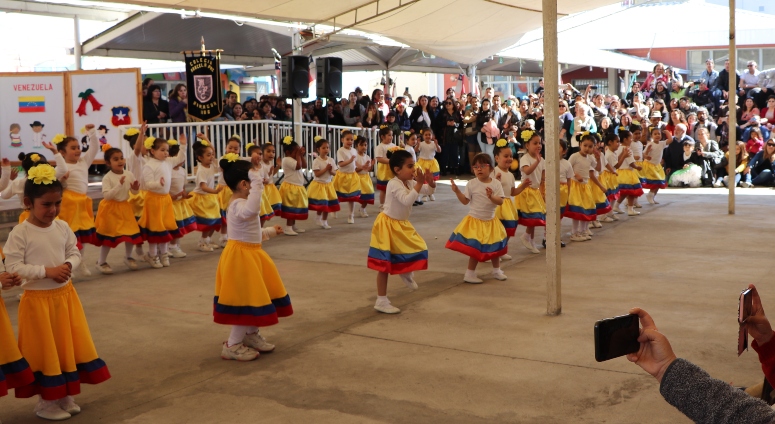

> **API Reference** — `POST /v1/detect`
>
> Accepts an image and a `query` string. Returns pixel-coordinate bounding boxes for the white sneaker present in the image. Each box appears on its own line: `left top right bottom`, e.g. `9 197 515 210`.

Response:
316 217 323 227
501 253 513 261
219 238 228 248
585 234 592 241
647 192 656 204
713 180 724 188
168 246 187 258
198 241 214 252
627 208 640 216
242 332 275 353
143 253 158 268
374 299 401 314
35 399 71 421
347 216 355 224
463 272 483 284
400 273 418 290
77 261 91 277
585 229 593 237
57 396 80 415
741 181 752 188
570 233 586 242
601 216 614 223
612 204 624 214
96 262 113 275
160 253 171 267
150 256 163 269
123 257 138 271
429 194 435 201
284 226 298 236
292 226 305 233
221 342 259 361
209 241 221 250
610 214 619 221
634 201 642 208
492 270 508 281
359 207 369 218
591 220 603 228
520 233 539 254
321 223 332 230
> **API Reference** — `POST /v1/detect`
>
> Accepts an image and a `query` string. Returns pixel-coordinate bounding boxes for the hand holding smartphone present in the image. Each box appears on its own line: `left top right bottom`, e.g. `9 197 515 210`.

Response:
739 288 753 356
594 314 640 362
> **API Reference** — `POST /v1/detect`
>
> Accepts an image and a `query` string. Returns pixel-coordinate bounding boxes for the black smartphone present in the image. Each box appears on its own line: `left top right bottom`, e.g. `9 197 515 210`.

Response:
739 288 753 356
594 314 640 362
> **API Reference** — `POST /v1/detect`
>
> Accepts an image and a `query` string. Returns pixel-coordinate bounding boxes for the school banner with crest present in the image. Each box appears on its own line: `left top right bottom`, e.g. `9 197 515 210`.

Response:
185 53 223 121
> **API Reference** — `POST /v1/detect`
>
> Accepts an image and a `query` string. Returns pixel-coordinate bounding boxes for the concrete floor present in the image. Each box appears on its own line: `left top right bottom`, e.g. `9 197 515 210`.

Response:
1 184 774 423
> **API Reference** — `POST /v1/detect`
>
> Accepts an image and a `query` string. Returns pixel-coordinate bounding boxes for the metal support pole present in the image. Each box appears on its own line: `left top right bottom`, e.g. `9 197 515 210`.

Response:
73 15 82 70
607 68 618 97
291 27 302 143
543 0 561 316
469 64 477 95
728 0 736 214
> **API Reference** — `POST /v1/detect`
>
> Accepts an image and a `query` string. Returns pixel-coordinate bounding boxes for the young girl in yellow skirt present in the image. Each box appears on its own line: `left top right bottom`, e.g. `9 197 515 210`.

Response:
168 142 193 259
216 136 241 247
0 254 35 401
279 136 309 236
94 145 142 274
374 127 396 208
601 134 625 218
308 138 340 230
641 127 667 204
246 144 275 224
188 140 223 252
5 163 110 420
614 130 645 216
260 143 282 219
333 131 361 224
447 153 509 284
416 128 441 202
558 140 575 218
515 131 545 255
124 124 149 260
567 134 605 242
368 149 436 314
354 136 374 217
214 154 292 361
628 125 645 208
43 126 100 278
2 154 30 223
588 135 612 229
492 140 530 261
139 135 188 269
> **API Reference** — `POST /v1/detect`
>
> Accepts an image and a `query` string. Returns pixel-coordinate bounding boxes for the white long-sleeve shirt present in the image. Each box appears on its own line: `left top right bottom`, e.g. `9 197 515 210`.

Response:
382 177 435 221
54 129 99 194
101 170 138 202
1 175 25 207
227 169 275 243
126 151 146 191
142 150 187 195
0 166 12 195
5 220 81 290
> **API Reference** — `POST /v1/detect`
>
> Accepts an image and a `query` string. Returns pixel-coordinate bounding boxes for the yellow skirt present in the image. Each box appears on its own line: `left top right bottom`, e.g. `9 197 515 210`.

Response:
187 192 222 232
0 298 34 396
446 216 508 262
634 161 645 179
333 172 362 202
617 168 644 197
416 158 440 180
138 191 177 243
591 180 611 215
494 197 518 236
560 183 570 216
264 183 282 215
367 213 428 274
376 162 391 191
259 190 275 223
59 190 97 247
279 182 309 220
95 199 142 248
641 161 666 189
515 187 546 227
16 283 110 400
214 240 293 327
128 190 146 219
307 181 341 213
18 209 29 224
217 185 233 224
566 180 596 221
600 170 620 202
171 198 196 238
358 173 375 205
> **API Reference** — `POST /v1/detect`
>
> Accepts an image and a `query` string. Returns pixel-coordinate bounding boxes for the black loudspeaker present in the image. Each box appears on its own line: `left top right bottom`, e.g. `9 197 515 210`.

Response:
282 55 309 98
316 57 343 99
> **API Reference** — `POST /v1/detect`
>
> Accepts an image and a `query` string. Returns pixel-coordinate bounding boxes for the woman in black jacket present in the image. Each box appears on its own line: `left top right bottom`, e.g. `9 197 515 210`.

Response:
440 99 463 176
142 85 169 124
409 95 433 133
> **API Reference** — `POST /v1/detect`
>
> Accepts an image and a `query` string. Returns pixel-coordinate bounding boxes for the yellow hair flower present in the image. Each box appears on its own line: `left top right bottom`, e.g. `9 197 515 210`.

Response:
101 143 112 153
496 138 508 148
387 146 403 153
619 126 627 131
581 131 590 137
30 154 40 163
51 134 66 145
520 130 534 142
380 124 388 129
222 153 240 163
230 134 241 140
314 135 323 142
27 163 56 185
340 128 348 134
125 128 139 137
199 139 210 147
167 139 179 146
283 135 293 145
144 136 156 149
404 131 411 136
245 142 255 150
632 120 641 126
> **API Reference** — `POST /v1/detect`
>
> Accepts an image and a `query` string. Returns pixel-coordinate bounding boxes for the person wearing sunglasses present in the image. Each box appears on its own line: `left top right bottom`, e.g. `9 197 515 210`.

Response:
743 138 775 187
739 61 762 108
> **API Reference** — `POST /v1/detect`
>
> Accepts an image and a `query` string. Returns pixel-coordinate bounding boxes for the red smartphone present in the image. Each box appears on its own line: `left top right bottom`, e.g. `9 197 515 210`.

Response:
739 288 753 356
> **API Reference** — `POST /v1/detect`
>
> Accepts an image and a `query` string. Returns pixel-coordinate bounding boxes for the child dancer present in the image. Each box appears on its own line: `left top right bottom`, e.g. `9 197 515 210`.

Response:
492 139 530 260
43 128 99 278
629 126 645 208
355 136 374 217
279 136 309 236
247 144 275 224
168 141 194 258
374 127 396 208
368 149 436 314
515 131 545 254
217 135 241 247
447 153 509 283
188 140 223 251
6 162 110 420
0 258 34 402
558 140 575 217
333 131 361 224
307 138 340 229
602 134 625 216
567 134 605 242
614 130 644 216
416 128 441 202
139 136 187 268
641 127 667 204
94 145 142 274
124 124 149 259
214 155 292 361
588 135 613 229
259 143 283 218
403 131 419 162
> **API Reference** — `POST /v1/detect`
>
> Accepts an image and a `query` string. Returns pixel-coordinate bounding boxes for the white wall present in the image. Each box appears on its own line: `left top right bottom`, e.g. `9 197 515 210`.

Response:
342 71 440 102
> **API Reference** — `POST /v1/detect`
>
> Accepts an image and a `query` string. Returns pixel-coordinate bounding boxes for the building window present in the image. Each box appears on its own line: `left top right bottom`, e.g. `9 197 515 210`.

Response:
687 48 775 79
759 6 765 12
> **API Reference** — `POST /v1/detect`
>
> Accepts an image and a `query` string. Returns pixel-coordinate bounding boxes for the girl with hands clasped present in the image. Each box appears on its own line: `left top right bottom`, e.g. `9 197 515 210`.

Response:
248 143 276 224
446 153 509 284
278 137 309 236
93 145 143 274
566 134 604 242
367 149 436 314
259 143 283 219
613 130 645 216
188 139 224 252
307 138 340 230
515 131 546 254
214 154 292 362
588 135 613 230
492 139 531 260
354 136 375 217
333 131 362 223
5 162 110 420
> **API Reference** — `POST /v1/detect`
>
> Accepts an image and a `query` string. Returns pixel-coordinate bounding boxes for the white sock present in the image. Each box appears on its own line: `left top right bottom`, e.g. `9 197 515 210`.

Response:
286 226 294 232
135 243 145 256
492 267 501 273
205 237 211 244
322 220 328 226
159 243 168 255
149 243 158 257
583 221 590 232
376 295 389 304
228 325 253 347
99 245 110 265
125 243 135 259
465 269 477 277
348 202 354 215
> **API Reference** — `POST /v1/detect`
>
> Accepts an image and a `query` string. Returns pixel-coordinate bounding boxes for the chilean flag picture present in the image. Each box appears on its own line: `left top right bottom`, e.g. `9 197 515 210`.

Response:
111 106 131 127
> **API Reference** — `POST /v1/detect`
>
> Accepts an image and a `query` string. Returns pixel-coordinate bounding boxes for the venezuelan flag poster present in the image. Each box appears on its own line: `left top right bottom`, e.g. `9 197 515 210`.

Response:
0 72 67 161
